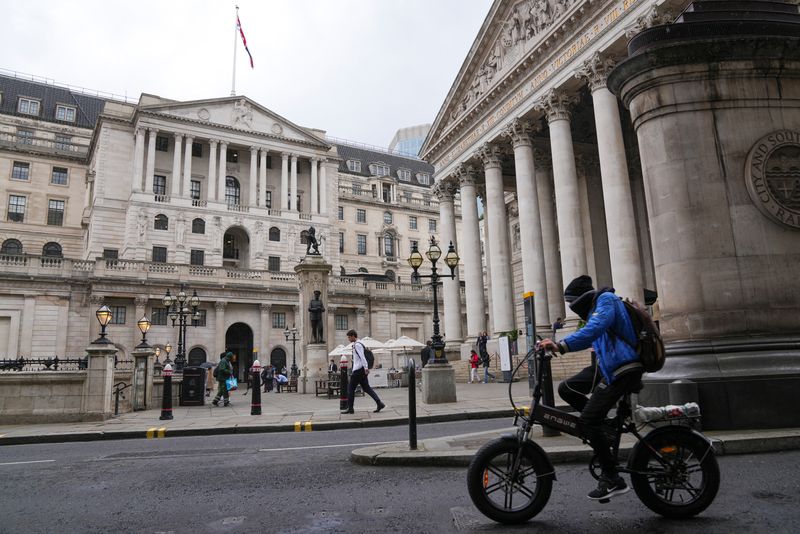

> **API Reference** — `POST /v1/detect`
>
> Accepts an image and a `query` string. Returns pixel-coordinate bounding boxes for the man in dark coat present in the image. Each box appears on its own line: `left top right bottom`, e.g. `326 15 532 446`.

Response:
420 340 432 367
212 352 234 406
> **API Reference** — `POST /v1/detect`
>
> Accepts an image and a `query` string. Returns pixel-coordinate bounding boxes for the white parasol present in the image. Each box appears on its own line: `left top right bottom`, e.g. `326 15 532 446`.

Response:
383 336 426 369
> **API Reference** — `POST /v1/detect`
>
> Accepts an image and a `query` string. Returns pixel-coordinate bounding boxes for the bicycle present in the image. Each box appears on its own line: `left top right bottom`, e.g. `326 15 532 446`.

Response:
466 345 720 524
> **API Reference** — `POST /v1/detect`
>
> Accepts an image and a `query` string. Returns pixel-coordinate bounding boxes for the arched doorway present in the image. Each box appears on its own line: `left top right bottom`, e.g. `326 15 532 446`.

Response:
223 226 250 269
270 347 287 373
225 322 253 382
188 347 207 366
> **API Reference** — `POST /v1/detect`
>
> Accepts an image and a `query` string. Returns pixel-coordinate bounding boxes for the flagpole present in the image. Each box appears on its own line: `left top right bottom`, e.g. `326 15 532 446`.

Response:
231 5 239 96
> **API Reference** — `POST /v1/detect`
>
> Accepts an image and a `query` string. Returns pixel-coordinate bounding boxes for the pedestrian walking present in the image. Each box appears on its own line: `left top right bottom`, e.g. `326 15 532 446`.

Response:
552 316 564 339
261 364 274 393
469 349 480 383
482 350 495 383
342 329 385 414
212 351 234 406
477 331 489 362
420 340 432 367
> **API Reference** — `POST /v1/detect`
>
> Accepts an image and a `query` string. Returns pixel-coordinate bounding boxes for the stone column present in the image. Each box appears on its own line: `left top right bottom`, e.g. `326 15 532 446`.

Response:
208 139 218 201
249 146 258 207
259 148 268 207
171 133 183 197
455 164 487 337
83 341 118 421
280 153 289 210
536 89 587 319
259 303 271 362
132 128 145 193
217 142 228 202
182 135 194 198
144 128 158 194
319 160 328 214
433 178 463 343
577 53 644 301
477 142 515 333
134 296 147 325
290 154 298 211
478 189 494 333
355 307 367 337
214 301 227 358
326 304 337 350
310 158 319 214
503 119 549 326
534 150 565 323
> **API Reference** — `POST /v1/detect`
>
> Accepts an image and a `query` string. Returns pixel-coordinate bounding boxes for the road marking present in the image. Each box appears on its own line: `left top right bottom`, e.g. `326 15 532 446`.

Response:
0 459 56 467
259 440 399 452
294 421 313 432
146 427 167 439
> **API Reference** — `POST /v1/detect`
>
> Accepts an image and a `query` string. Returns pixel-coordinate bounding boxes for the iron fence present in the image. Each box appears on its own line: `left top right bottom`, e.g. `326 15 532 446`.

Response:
0 356 88 372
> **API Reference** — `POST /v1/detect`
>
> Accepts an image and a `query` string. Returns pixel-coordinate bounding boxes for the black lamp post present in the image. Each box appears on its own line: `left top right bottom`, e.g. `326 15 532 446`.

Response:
136 316 152 349
94 305 113 344
284 325 299 377
162 284 200 371
408 236 460 364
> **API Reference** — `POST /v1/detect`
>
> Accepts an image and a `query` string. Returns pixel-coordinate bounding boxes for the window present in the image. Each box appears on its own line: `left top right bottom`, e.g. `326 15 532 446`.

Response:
384 234 395 257
347 160 361 173
17 97 40 116
191 142 202 158
383 212 393 225
192 218 205 234
17 128 34 145
409 216 417 230
398 169 411 181
227 150 239 163
268 256 281 272
356 209 366 223
153 175 167 195
55 105 76 122
55 135 72 150
192 309 207 327
266 155 273 169
154 214 169 230
152 246 167 263
339 232 344 253
151 308 168 326
370 163 390 176
155 136 169 152
102 248 118 259
110 306 126 325
410 239 419 253
190 180 201 200
429 219 437 232
352 183 362 195
190 249 205 266
357 234 367 255
42 242 62 257
225 176 240 206
423 194 431 206
265 190 272 209
1 239 22 255
385 269 396 282
382 184 392 203
51 167 68 185
335 315 348 331
272 312 286 329
11 162 30 181
417 173 431 185
268 227 280 241
7 195 26 222
300 230 309 244
338 206 344 220
47 199 65 226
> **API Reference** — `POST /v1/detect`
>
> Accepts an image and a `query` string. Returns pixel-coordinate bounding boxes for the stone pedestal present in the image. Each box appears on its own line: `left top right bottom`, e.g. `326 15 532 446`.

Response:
421 363 457 404
305 344 329 380
294 255 332 388
82 342 118 421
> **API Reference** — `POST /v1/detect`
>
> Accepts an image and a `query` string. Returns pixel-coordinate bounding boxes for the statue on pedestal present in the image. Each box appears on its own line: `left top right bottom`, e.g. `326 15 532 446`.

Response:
306 226 321 255
308 290 325 343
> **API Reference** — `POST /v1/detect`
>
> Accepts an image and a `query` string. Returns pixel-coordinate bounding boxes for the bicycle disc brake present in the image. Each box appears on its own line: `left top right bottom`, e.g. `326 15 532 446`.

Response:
589 455 602 480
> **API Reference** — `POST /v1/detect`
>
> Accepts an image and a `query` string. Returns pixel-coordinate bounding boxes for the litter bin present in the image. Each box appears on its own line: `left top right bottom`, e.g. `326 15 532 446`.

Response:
180 366 206 406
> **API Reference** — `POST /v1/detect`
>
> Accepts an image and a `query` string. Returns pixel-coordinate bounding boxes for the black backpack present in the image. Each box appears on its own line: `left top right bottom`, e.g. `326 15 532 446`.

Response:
359 343 375 369
617 299 666 373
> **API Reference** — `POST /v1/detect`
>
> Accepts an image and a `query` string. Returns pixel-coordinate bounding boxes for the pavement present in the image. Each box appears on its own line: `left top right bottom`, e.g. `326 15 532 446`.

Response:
2 380 799 466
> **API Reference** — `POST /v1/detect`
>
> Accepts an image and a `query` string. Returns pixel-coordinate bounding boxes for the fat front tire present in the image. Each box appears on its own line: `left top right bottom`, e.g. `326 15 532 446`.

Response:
630 428 720 518
467 438 553 524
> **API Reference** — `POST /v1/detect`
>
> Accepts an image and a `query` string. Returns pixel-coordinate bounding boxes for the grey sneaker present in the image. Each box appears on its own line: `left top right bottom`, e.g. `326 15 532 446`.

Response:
588 474 630 500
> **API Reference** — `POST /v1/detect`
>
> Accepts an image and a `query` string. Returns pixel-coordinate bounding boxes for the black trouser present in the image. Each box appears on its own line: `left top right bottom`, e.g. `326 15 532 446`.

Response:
580 370 643 474
558 363 602 413
347 368 382 411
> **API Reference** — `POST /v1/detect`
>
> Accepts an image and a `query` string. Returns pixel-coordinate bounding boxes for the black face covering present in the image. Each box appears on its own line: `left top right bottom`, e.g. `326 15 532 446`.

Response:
568 290 598 321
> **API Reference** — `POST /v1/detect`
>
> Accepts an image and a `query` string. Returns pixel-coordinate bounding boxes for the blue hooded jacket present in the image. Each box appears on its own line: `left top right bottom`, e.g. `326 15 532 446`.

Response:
561 290 639 384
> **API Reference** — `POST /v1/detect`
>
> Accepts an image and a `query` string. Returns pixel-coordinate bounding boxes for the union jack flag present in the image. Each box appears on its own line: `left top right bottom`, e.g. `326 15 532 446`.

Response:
237 15 254 68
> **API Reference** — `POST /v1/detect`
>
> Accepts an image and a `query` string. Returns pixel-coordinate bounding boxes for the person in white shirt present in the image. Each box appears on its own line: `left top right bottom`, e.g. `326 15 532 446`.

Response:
342 329 385 414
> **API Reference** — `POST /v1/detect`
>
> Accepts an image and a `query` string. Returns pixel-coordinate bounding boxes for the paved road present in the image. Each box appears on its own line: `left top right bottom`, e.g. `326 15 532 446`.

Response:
1 421 798 533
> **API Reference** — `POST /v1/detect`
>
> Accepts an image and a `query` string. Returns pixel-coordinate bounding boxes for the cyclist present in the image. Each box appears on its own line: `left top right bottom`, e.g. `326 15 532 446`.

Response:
540 275 643 501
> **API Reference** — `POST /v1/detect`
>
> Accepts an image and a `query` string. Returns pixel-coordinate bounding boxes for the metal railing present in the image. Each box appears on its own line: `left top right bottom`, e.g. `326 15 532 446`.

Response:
0 356 88 372
0 131 89 159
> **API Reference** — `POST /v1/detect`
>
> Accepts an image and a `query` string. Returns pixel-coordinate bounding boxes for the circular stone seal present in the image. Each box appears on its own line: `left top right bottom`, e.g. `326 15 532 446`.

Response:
745 130 800 230
197 108 210 120
271 123 283 135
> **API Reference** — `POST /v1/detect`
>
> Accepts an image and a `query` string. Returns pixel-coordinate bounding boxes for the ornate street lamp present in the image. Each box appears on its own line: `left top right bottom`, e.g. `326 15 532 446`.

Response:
161 284 200 371
164 341 172 366
284 325 299 378
136 316 152 349
95 305 113 344
407 236 459 364
154 346 161 364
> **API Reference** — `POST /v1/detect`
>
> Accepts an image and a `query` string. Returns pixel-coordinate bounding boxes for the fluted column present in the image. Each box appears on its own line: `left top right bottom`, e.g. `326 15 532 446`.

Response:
218 142 228 202
310 157 319 214
280 153 289 210
208 139 218 201
503 119 549 327
536 89 587 319
259 303 271 361
478 188 494 333
182 135 194 197
249 146 258 207
455 164 487 337
132 128 145 193
144 128 158 194
171 133 183 197
534 149 565 322
290 154 298 211
477 142 515 332
259 148 268 207
215 301 227 359
319 160 328 214
576 53 644 301
355 308 367 337
434 178 463 343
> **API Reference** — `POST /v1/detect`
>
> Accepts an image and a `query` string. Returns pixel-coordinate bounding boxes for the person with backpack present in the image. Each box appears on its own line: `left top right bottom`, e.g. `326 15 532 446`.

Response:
342 329 385 414
540 275 643 501
212 351 235 407
261 364 274 393
481 350 495 383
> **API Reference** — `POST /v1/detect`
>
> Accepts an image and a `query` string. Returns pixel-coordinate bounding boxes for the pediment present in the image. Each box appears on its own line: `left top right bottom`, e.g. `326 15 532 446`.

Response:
140 96 329 147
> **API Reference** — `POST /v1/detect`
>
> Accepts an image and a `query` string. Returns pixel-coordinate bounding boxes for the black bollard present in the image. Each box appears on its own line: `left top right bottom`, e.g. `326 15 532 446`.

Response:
408 358 417 450
160 363 174 420
339 360 349 412
251 361 262 416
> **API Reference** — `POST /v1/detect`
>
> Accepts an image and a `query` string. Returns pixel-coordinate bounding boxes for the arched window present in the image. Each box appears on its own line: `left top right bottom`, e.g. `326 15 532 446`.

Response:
42 242 62 257
300 230 309 244
268 227 280 242
383 211 393 225
385 270 396 282
384 233 395 257
357 267 368 273
154 214 169 230
1 239 22 255
192 218 205 234
225 176 240 206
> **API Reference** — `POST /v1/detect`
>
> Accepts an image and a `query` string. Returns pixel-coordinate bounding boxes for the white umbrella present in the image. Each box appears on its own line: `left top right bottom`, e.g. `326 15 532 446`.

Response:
358 336 386 349
384 336 426 369
328 344 349 357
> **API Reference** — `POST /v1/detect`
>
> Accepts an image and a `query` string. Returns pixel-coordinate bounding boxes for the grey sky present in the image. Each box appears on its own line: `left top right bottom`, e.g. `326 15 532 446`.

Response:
1 0 492 149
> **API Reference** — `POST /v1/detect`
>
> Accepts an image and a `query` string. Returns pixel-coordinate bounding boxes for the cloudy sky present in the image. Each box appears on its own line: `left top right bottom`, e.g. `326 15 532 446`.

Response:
2 0 492 149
